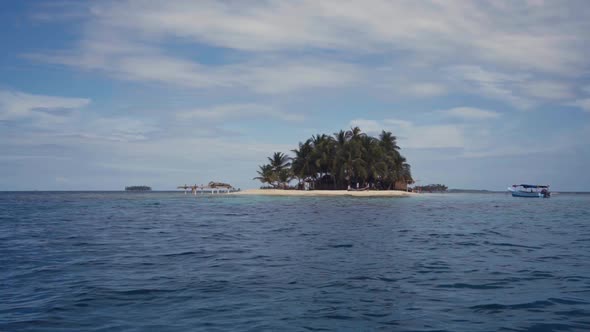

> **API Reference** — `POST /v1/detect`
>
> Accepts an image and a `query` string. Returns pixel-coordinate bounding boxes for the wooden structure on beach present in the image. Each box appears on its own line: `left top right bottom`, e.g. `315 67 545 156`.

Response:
394 180 408 191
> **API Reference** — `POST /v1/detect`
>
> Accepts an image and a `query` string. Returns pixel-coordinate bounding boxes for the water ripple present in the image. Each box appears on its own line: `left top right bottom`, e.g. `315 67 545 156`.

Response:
1 191 590 331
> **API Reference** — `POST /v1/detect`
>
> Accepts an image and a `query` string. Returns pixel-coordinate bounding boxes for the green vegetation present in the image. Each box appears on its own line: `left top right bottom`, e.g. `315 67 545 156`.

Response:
413 184 448 192
125 185 152 191
255 127 413 190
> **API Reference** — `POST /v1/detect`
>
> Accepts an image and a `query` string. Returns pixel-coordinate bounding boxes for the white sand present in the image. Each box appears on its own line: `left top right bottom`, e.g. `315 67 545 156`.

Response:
231 189 416 197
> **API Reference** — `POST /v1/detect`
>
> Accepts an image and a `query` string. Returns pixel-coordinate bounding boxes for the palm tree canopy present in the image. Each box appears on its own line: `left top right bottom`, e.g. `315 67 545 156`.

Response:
268 152 291 171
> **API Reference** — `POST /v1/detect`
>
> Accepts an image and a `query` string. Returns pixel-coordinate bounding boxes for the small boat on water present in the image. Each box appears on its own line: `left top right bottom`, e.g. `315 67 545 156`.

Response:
508 184 550 198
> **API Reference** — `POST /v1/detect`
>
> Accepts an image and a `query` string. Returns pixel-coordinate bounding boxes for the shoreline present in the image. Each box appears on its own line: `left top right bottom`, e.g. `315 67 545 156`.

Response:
231 189 416 197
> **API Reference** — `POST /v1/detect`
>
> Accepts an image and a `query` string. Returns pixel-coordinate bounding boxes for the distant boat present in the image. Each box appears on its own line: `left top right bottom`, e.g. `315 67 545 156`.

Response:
508 184 550 198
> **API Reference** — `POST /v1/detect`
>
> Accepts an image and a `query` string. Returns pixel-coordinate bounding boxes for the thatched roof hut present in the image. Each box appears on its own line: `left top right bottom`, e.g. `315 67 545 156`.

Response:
208 181 233 189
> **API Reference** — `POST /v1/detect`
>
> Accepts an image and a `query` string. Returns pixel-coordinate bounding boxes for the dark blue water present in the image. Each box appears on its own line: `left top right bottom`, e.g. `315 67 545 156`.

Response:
1 192 589 331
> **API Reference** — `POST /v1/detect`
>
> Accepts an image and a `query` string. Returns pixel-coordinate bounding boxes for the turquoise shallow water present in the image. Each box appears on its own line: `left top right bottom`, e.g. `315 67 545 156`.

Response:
1 191 589 331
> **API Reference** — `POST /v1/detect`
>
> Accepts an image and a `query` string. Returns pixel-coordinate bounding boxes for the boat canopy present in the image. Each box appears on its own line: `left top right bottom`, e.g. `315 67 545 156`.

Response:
512 184 549 188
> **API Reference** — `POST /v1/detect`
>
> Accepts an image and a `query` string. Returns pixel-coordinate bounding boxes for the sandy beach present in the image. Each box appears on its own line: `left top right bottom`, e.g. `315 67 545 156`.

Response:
231 189 416 197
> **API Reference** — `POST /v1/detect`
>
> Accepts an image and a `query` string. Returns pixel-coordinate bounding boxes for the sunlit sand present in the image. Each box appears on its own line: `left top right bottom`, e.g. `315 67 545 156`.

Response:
231 189 416 197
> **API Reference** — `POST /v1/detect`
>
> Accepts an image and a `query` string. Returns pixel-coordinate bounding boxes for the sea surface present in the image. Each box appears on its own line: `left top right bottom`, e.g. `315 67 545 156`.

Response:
1 191 590 331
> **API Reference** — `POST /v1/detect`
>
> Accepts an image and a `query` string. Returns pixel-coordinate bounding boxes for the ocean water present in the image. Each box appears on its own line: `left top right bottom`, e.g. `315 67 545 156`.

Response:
1 191 589 332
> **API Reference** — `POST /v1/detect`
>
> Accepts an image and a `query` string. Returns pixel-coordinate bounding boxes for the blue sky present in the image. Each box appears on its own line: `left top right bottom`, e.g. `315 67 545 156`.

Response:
1 0 590 191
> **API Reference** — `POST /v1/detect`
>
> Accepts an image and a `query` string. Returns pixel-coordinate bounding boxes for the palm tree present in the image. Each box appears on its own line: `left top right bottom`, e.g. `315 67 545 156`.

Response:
277 168 294 189
331 130 348 189
268 152 291 172
401 163 413 185
346 126 365 141
339 138 366 187
310 134 335 188
378 130 400 152
291 140 315 186
253 164 276 187
266 152 291 188
361 135 387 185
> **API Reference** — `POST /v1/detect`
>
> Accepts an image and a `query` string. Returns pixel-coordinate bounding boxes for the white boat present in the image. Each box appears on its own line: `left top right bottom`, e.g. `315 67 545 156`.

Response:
508 184 550 198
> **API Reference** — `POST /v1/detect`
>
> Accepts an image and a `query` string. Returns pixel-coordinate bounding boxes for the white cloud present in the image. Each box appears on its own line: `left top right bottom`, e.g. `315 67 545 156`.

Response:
520 81 573 100
85 0 587 74
445 66 578 109
27 0 590 99
240 61 360 94
474 34 581 75
348 119 382 134
406 124 465 149
383 119 413 128
30 115 160 143
461 145 559 158
440 107 500 120
373 68 449 98
350 118 465 149
568 99 590 112
85 117 160 142
30 44 361 94
0 154 71 161
446 65 534 109
177 104 303 122
402 83 448 97
0 89 160 142
349 114 576 161
29 1 90 22
0 90 90 120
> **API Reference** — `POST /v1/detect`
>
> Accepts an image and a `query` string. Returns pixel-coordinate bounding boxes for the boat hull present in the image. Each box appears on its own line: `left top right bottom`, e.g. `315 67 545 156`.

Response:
511 191 543 198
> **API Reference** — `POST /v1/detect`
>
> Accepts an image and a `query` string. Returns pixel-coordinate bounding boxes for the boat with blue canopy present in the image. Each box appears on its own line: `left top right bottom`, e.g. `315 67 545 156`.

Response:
508 184 550 198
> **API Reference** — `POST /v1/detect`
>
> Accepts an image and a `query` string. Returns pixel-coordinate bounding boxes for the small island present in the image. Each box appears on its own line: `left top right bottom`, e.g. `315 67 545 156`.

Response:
125 186 152 191
235 127 416 197
413 184 448 193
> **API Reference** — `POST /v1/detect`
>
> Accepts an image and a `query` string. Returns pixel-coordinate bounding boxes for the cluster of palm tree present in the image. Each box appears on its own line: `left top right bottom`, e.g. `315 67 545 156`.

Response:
253 152 293 189
254 127 413 190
